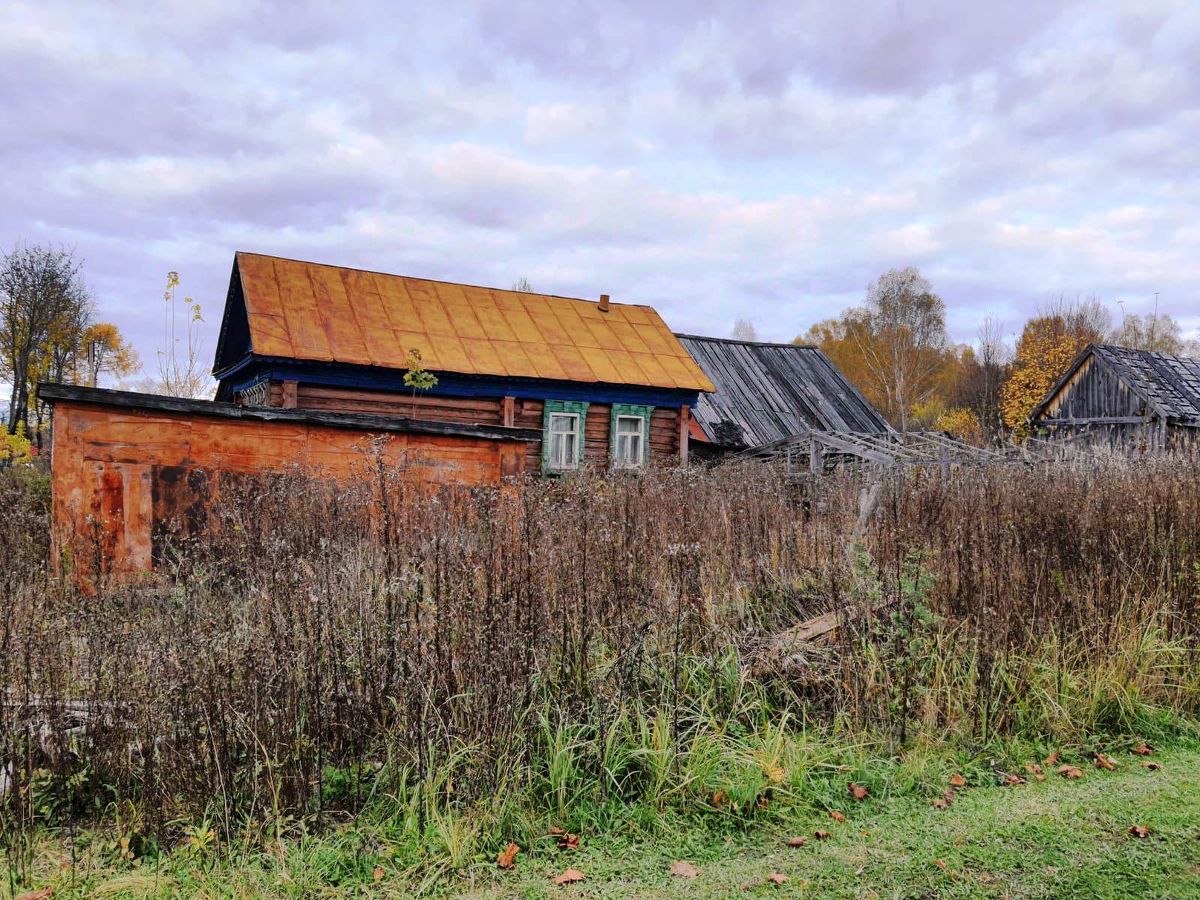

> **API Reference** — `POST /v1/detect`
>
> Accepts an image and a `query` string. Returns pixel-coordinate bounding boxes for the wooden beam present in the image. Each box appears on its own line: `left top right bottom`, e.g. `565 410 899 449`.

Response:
281 380 298 409
679 405 690 465
502 395 515 428
1040 416 1151 425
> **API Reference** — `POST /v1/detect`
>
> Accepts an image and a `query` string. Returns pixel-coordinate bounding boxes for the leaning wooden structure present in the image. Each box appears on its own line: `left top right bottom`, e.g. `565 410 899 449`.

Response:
1029 343 1200 450
740 428 1006 474
673 334 892 458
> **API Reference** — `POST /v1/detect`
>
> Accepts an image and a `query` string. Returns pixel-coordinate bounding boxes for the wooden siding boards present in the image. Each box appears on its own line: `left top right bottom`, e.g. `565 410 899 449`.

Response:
1030 343 1200 449
1035 344 1200 425
675 335 892 448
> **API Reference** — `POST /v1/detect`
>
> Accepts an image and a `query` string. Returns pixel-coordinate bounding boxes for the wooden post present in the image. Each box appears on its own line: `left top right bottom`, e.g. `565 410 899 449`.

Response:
281 380 298 409
502 395 515 428
679 405 690 466
810 438 823 475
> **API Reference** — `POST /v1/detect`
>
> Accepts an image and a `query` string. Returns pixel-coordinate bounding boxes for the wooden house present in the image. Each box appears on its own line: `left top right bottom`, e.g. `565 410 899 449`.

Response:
674 334 891 456
213 253 715 472
1030 343 1200 449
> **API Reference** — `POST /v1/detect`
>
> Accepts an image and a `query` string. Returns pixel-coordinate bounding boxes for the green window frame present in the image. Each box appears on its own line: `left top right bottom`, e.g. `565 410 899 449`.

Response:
542 400 589 473
610 403 653 469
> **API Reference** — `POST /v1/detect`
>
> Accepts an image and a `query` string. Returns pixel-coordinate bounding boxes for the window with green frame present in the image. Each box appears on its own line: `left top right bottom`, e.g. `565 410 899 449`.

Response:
542 400 589 473
610 403 653 469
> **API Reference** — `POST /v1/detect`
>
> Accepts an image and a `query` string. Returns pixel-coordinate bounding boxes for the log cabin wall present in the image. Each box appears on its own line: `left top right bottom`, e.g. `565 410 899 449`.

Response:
292 383 504 425
259 382 686 474
511 397 683 473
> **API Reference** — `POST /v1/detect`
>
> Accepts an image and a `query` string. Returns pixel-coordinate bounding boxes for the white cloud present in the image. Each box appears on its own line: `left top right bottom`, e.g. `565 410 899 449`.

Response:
0 0 1197 368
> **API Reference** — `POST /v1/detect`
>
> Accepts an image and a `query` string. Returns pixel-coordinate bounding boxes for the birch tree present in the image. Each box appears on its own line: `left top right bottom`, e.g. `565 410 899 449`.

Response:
0 245 92 435
849 267 949 432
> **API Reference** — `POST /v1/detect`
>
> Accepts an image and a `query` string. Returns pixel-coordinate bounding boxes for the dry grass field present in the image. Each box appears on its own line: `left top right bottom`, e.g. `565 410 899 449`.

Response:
3 455 1199 896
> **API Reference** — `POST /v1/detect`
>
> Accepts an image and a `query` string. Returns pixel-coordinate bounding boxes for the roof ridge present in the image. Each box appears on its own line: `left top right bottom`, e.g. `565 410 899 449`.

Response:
234 250 655 309
675 332 818 350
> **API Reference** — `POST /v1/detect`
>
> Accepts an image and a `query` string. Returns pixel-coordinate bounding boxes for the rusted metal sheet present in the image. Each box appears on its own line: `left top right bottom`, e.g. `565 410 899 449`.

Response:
228 252 715 391
49 395 531 587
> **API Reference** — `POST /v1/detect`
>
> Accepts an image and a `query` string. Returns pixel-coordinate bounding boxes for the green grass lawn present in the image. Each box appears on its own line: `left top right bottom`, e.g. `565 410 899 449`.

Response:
464 745 1200 899
6 745 1199 899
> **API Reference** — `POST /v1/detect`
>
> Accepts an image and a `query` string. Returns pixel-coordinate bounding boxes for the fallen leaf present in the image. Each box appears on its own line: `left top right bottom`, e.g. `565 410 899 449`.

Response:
767 872 789 884
933 859 947 870
1129 825 1150 838
849 782 869 801
1057 764 1084 780
711 790 728 808
948 773 967 788
813 830 831 840
931 797 949 810
1002 772 1027 786
1025 763 1043 776
756 795 771 811
557 832 580 850
497 843 520 869
943 789 957 803
16 890 53 900
372 865 386 882
669 860 699 878
1095 753 1118 772
1133 741 1154 756
1142 760 1164 771
1043 750 1061 766
553 868 585 885
785 836 808 848
829 810 846 823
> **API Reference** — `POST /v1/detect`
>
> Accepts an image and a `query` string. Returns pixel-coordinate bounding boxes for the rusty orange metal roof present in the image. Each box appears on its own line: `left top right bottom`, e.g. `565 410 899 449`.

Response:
233 252 715 392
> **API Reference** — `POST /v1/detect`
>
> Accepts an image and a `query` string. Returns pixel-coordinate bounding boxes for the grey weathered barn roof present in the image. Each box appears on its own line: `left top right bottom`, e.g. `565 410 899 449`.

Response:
1033 343 1200 425
675 334 892 447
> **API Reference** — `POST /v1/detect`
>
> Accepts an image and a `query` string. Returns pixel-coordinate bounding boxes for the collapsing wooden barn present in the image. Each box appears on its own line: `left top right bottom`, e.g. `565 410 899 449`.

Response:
674 334 892 456
676 334 1003 471
1030 343 1200 450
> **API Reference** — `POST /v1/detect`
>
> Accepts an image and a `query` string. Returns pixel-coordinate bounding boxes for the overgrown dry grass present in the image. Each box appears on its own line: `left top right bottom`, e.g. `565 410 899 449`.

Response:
2 455 1199 890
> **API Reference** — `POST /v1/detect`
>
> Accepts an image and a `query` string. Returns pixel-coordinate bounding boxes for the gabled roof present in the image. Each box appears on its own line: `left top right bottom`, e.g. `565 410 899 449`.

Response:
214 252 714 393
675 334 893 447
1033 343 1200 424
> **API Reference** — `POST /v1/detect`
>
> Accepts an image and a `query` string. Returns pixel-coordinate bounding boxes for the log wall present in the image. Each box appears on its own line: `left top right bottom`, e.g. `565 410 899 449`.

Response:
273 382 685 474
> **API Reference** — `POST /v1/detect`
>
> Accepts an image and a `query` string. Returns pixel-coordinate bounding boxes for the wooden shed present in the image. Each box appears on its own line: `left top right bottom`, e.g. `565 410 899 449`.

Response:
673 334 892 454
42 383 535 585
213 253 715 472
1030 343 1200 450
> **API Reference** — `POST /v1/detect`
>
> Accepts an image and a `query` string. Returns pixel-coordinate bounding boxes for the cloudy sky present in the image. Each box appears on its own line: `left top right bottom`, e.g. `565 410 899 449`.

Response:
4 0 1198 384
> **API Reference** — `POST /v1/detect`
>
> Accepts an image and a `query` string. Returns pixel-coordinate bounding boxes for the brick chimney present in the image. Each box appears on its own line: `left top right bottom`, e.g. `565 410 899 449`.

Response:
599 293 610 312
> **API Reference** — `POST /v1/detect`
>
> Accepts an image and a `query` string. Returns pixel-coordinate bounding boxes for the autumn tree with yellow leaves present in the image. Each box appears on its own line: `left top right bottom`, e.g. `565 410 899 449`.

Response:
999 298 1108 440
1 244 140 442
